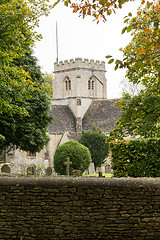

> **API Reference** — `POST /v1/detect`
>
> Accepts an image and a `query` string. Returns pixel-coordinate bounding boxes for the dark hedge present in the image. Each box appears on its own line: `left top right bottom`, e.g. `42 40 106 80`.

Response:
110 138 160 177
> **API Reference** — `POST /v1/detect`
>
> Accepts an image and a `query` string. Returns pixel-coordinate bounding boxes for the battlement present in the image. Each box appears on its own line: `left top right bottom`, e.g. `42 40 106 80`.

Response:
54 58 105 72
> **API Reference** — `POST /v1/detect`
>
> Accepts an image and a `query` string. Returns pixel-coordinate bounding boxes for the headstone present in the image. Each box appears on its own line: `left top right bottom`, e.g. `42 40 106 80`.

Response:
64 158 72 176
45 167 52 176
27 164 36 176
1 164 11 173
72 170 82 177
105 164 112 174
88 163 96 175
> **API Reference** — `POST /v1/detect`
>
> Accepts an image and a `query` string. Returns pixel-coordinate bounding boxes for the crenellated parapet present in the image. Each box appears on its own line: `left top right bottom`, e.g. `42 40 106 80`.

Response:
54 58 105 72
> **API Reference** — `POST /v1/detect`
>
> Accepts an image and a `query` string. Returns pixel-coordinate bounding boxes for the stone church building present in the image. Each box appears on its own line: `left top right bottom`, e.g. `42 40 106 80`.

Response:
0 58 120 175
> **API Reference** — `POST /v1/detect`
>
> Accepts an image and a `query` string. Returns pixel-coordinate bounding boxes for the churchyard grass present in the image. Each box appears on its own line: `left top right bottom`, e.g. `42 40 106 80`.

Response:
83 173 112 177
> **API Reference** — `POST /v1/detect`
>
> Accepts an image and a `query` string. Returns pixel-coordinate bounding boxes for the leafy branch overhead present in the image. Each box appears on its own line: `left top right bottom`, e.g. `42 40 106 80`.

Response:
55 0 159 23
106 3 160 75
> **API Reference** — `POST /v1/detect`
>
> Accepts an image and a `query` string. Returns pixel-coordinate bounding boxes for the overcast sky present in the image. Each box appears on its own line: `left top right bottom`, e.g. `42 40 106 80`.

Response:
34 0 141 99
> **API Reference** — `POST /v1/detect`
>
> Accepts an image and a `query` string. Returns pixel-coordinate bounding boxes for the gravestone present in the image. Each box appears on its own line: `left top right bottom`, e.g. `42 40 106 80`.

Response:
1 164 11 173
88 163 96 175
105 164 112 174
27 164 36 176
45 167 52 176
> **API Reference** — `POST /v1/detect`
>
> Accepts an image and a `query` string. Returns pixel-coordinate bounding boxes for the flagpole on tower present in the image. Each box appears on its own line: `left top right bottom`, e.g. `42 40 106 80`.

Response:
56 21 59 63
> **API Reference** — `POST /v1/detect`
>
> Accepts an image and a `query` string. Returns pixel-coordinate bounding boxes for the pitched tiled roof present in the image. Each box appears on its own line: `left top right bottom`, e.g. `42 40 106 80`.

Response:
48 105 76 134
82 99 121 134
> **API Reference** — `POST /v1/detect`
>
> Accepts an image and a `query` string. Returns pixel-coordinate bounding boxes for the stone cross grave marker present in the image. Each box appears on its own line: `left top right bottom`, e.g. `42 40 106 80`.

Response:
64 158 72 176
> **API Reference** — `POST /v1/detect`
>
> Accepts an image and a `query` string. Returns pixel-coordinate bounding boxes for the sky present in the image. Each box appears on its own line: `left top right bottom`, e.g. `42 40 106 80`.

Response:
34 0 141 99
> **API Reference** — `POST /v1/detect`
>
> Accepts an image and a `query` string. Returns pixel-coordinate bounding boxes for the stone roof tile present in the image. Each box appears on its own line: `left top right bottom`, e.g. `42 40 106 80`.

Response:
82 99 121 134
48 105 76 134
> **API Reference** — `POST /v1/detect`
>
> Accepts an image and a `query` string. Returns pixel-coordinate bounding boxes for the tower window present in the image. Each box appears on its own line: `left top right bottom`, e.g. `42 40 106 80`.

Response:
64 77 71 94
88 77 95 97
92 80 94 90
69 80 71 90
65 80 68 90
88 78 94 90
88 80 90 90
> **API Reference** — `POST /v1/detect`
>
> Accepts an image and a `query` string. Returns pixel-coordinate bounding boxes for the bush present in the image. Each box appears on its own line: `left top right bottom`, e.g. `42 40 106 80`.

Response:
110 138 160 177
53 140 92 175
78 126 109 169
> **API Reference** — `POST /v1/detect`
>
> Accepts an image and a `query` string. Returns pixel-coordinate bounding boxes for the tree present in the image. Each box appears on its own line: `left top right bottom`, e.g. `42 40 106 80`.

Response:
119 3 160 84
78 126 109 169
0 49 53 152
109 3 160 139
44 72 54 96
0 0 53 150
54 141 92 175
0 0 52 131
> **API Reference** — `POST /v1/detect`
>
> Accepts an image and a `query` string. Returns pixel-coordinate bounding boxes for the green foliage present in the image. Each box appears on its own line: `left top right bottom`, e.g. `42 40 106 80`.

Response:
0 49 52 152
110 138 160 177
54 141 92 175
0 0 52 144
0 0 51 110
0 149 5 163
44 72 54 90
121 4 160 86
109 3 160 140
78 126 109 169
110 85 160 139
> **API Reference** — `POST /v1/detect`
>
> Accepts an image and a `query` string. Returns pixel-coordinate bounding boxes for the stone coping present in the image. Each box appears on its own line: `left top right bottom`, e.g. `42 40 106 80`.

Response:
0 177 160 188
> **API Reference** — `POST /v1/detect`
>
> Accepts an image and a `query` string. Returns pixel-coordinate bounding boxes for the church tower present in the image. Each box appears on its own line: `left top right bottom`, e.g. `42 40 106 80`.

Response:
52 58 107 131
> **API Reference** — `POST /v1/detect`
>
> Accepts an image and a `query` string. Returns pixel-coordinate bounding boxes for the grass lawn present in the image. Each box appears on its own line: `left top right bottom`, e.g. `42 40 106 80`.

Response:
83 173 112 178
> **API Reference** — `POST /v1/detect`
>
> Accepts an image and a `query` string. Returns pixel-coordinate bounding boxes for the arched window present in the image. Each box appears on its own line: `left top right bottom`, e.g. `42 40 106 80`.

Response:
88 77 95 97
92 80 94 90
88 80 91 90
65 80 68 91
64 76 71 95
69 79 71 90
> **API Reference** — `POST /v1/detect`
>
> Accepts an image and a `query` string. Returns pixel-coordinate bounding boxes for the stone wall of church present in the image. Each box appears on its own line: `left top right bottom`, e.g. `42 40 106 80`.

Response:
1 177 160 240
48 133 70 166
0 133 71 175
0 149 48 175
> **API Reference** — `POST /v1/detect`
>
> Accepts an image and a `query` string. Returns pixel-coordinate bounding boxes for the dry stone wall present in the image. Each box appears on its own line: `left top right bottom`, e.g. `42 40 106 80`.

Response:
0 177 160 240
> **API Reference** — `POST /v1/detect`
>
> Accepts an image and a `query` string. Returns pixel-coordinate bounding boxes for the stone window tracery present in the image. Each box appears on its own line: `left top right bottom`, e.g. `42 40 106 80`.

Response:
88 77 95 97
64 76 71 95
92 80 94 90
88 80 91 90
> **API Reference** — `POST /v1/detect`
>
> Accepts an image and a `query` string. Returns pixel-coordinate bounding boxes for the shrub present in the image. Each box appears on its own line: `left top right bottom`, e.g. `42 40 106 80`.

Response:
78 126 109 169
53 140 92 175
110 138 160 177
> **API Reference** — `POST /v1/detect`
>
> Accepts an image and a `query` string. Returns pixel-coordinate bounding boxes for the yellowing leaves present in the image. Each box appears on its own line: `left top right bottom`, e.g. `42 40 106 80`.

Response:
139 49 146 55
144 27 150 34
